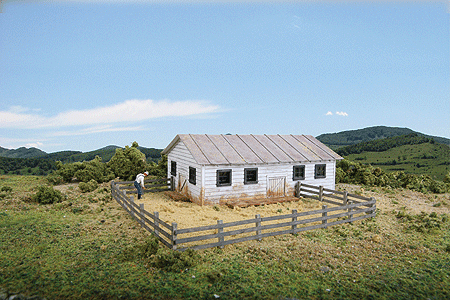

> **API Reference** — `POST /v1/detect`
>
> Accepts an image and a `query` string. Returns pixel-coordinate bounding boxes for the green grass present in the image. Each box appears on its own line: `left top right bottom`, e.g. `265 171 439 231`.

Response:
1 175 450 299
346 142 450 181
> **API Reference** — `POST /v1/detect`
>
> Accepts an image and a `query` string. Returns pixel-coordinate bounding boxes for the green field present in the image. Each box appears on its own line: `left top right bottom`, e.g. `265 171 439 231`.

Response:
1 175 450 299
346 142 450 181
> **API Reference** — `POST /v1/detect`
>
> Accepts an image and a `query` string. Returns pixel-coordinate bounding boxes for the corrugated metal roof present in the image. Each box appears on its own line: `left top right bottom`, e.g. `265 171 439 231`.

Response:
162 134 343 166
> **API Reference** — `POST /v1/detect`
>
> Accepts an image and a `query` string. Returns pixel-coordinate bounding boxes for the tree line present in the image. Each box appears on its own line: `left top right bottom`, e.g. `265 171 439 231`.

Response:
0 156 56 175
0 145 163 176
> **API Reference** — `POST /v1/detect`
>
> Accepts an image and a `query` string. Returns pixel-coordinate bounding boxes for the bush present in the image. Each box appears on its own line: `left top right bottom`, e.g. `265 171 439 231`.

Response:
118 234 160 262
53 161 84 182
46 173 64 185
444 172 450 184
336 159 449 194
140 235 160 258
74 156 115 183
396 210 448 233
1 186 12 193
149 248 199 272
108 142 147 181
79 179 99 193
33 185 63 204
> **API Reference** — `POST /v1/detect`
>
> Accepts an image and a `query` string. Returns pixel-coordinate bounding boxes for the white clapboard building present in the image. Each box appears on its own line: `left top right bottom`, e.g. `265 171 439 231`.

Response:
161 134 343 206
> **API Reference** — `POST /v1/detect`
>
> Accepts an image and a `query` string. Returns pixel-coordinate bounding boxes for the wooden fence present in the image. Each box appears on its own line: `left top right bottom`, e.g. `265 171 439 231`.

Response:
115 177 174 194
111 180 376 251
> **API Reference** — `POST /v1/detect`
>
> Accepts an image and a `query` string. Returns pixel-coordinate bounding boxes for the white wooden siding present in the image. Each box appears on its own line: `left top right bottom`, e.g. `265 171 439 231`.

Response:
167 141 202 203
201 161 336 205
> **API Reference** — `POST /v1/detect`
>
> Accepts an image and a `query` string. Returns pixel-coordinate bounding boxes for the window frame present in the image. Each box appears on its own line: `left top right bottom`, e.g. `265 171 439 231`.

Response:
216 169 232 187
189 166 196 185
293 165 305 181
244 168 258 185
315 164 326 179
170 161 177 176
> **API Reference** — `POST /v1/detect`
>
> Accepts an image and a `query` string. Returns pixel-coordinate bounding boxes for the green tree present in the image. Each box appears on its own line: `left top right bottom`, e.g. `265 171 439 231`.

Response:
74 156 115 183
108 142 147 181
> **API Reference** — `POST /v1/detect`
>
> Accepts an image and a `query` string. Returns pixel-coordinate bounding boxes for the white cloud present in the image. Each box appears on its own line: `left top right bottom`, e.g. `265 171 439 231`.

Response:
0 137 48 150
0 99 220 129
336 111 349 117
51 125 145 137
326 111 333 116
25 142 44 148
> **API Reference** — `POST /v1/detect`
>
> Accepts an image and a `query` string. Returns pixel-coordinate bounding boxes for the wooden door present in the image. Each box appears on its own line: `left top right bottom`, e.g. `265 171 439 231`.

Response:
178 174 188 194
267 176 286 198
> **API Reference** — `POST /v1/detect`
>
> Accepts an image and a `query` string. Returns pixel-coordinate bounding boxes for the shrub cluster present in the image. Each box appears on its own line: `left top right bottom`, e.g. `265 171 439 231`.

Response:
149 248 199 272
337 159 450 194
0 186 13 200
47 142 167 185
79 179 99 193
395 210 448 233
117 234 199 272
32 186 63 204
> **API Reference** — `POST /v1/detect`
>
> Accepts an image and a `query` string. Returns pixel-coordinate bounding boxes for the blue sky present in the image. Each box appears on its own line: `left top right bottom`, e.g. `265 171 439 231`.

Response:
1 0 449 153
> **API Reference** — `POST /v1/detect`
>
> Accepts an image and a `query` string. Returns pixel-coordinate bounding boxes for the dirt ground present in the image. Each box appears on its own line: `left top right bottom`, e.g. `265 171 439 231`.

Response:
135 184 450 230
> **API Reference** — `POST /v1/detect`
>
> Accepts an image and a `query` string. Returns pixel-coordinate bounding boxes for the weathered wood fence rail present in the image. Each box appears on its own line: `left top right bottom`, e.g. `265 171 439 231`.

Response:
111 180 376 251
115 177 174 194
295 182 376 210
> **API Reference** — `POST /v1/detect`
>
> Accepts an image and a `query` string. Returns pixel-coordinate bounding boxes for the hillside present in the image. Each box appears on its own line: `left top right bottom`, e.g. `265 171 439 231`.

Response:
316 126 450 149
345 142 450 181
0 146 47 159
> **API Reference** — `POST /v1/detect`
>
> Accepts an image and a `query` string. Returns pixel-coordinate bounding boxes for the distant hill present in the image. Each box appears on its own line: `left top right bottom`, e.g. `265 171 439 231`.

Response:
0 146 47 159
343 138 450 181
316 126 450 149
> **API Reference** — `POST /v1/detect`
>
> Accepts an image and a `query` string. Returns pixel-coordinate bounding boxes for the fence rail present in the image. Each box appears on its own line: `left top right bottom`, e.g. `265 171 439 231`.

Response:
111 180 376 251
115 177 174 194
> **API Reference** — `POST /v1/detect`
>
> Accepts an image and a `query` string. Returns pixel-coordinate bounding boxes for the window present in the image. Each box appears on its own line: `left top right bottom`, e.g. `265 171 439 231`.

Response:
244 168 258 184
189 167 196 185
293 165 305 180
170 161 177 176
315 164 326 179
216 169 232 186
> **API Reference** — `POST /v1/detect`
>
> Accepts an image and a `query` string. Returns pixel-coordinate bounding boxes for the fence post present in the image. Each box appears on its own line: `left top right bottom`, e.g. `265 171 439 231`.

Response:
348 201 353 224
171 176 175 191
140 203 145 228
217 220 224 249
154 211 159 237
294 182 300 198
319 185 324 201
343 191 348 206
370 197 376 216
291 209 298 234
130 196 135 218
322 205 328 226
255 214 262 241
172 222 177 251
122 189 129 212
